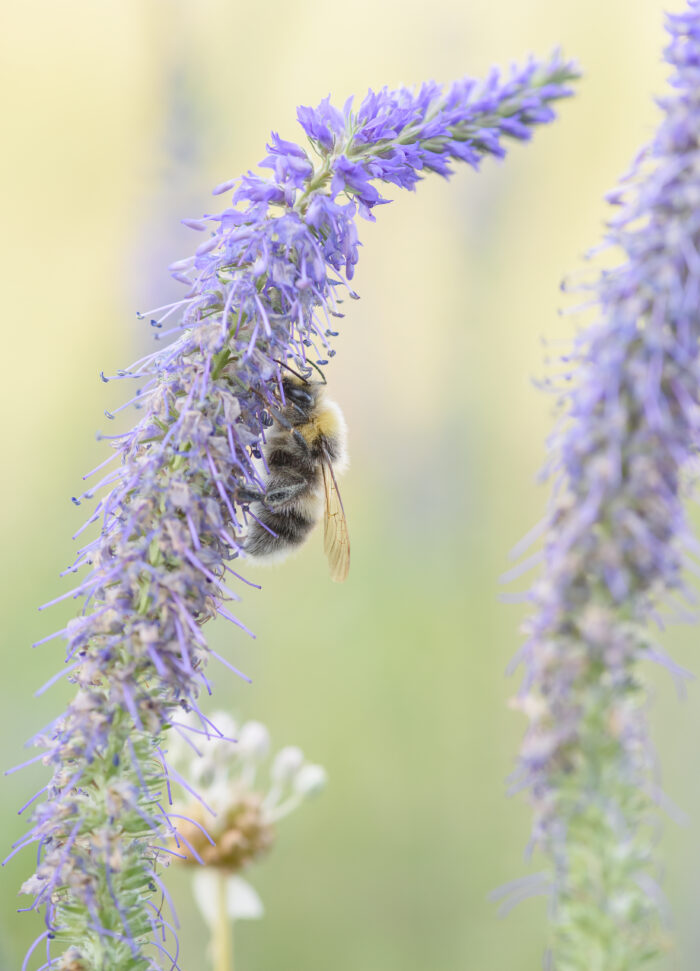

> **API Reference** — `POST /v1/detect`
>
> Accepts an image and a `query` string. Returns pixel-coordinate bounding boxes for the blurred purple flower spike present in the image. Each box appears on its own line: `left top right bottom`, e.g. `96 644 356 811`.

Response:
505 5 700 967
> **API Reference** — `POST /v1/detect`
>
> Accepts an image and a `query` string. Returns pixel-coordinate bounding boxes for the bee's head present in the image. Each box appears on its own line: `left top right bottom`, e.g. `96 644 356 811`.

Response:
280 375 323 425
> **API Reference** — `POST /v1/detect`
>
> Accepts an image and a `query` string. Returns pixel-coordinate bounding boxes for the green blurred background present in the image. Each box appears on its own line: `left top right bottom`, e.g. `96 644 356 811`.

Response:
3 1 700 968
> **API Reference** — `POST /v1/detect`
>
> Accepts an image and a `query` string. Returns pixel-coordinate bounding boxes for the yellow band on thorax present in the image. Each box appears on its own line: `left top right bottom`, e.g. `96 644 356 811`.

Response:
296 407 339 444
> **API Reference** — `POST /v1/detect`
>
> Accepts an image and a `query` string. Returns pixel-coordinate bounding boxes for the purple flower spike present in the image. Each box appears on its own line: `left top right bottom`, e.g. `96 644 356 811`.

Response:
15 54 577 970
505 5 700 966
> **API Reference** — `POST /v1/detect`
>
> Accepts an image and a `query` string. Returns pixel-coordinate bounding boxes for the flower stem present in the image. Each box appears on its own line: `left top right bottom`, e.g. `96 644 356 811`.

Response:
213 871 234 971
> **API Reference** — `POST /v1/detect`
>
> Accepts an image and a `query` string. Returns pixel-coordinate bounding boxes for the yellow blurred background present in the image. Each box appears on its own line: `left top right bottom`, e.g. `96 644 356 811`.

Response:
3 0 699 968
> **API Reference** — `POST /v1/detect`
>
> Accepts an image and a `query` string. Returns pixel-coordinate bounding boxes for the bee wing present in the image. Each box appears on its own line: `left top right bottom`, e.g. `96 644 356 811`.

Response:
321 451 350 583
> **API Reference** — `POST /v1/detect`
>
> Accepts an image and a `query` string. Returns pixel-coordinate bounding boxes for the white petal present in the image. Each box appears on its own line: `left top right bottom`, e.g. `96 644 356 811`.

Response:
192 869 220 927
226 876 265 920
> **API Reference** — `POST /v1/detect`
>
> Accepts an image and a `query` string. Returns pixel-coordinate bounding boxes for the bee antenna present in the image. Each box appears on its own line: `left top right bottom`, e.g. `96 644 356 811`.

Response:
306 360 327 385
272 358 311 384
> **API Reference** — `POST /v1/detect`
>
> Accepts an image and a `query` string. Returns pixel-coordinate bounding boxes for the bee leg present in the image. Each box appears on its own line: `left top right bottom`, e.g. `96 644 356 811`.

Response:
237 472 307 510
264 474 308 509
292 429 310 451
271 409 293 430
234 485 266 504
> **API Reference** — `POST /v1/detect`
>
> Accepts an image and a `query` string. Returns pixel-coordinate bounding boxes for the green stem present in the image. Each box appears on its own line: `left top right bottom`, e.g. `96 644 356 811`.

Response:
213 871 234 971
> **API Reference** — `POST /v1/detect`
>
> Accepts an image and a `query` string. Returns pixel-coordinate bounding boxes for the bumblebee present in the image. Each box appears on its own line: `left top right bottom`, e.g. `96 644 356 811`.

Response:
240 371 350 582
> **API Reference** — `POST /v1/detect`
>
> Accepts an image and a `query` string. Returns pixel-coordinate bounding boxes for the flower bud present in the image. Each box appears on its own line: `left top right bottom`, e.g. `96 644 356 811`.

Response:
270 746 304 783
238 721 270 760
293 763 327 798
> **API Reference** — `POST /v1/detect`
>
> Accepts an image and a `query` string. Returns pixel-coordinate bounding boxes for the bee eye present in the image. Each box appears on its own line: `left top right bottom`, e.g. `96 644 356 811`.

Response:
287 386 313 406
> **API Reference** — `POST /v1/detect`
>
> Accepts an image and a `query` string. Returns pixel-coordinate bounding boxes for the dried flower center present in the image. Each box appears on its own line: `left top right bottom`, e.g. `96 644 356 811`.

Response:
54 948 87 971
174 793 275 870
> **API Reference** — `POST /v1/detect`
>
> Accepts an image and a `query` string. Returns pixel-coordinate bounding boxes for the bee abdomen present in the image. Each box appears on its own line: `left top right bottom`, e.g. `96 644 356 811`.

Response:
244 507 317 559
